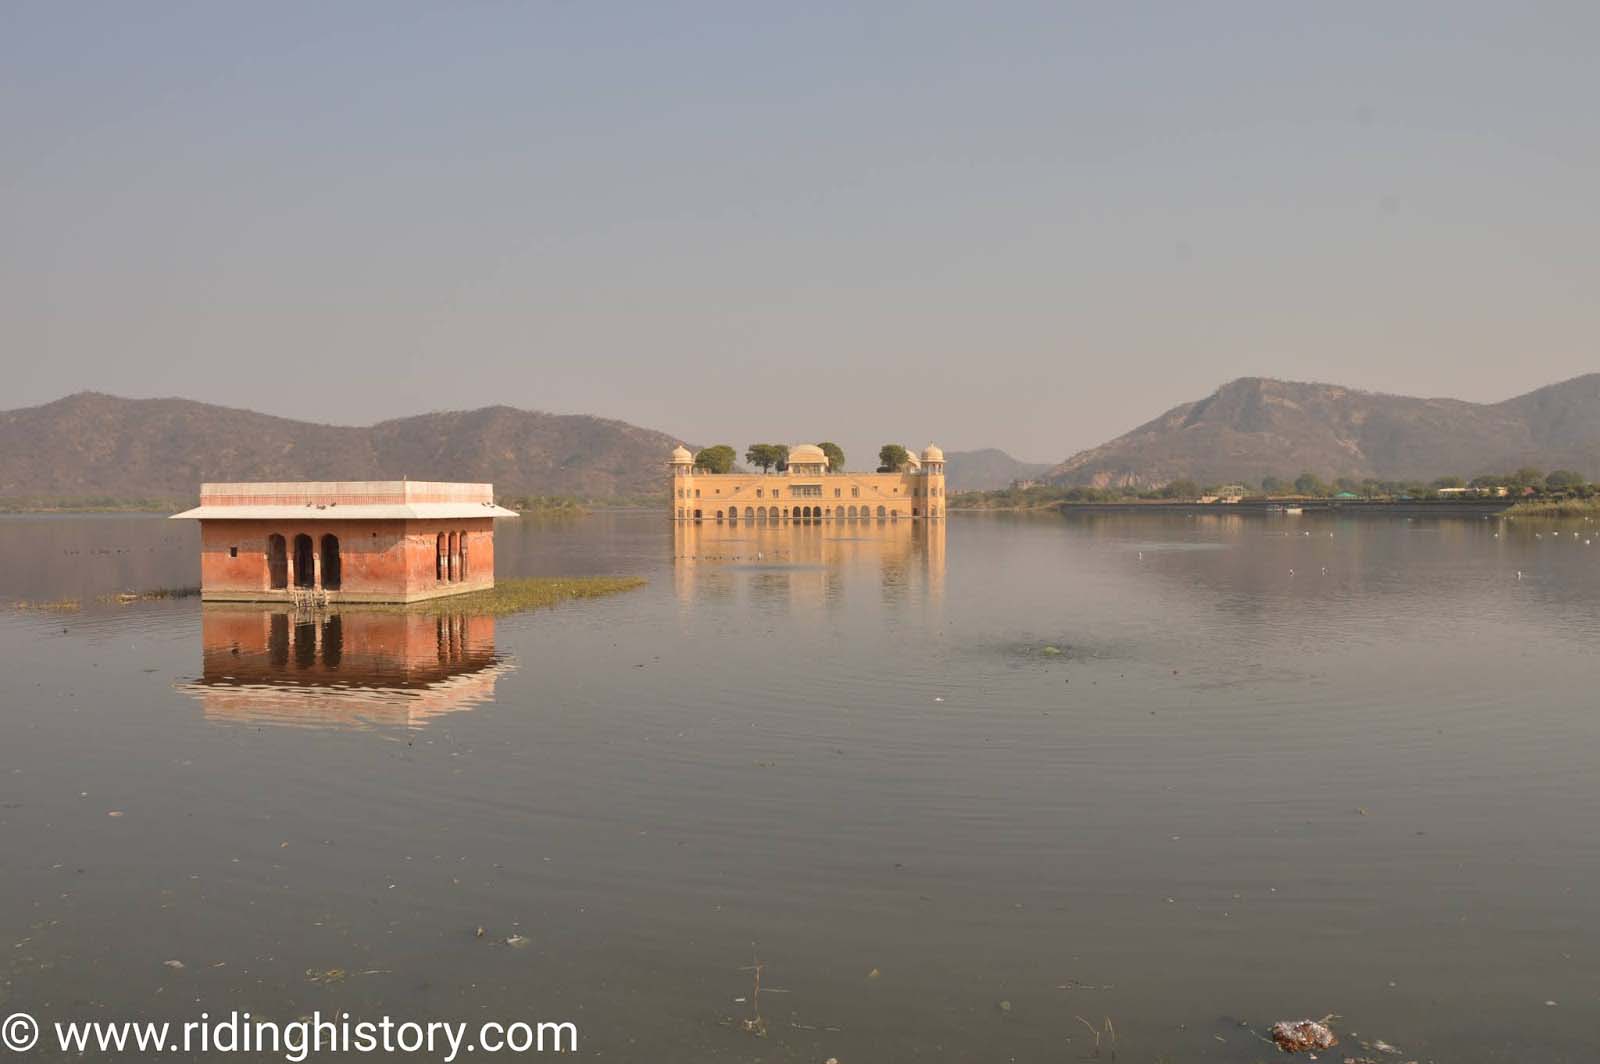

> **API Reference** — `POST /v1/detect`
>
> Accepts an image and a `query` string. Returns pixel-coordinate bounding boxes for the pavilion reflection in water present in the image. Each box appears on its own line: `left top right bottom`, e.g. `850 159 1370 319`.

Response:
181 607 509 730
672 516 945 605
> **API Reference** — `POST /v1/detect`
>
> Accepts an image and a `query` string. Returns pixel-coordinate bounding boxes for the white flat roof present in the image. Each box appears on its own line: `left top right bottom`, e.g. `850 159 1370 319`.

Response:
170 502 519 520
170 480 517 519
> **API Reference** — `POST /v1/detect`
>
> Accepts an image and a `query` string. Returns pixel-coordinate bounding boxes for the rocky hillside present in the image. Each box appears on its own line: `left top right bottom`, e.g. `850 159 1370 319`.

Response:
944 449 1051 492
1046 375 1600 488
0 393 685 502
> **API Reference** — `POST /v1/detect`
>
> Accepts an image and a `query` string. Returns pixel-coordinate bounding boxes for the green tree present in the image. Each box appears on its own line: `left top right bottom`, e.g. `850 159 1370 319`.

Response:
1511 467 1545 489
1545 469 1585 489
817 441 845 472
694 445 737 474
1431 475 1464 489
1160 478 1200 499
745 444 787 473
1261 475 1289 494
1293 472 1328 496
877 444 911 473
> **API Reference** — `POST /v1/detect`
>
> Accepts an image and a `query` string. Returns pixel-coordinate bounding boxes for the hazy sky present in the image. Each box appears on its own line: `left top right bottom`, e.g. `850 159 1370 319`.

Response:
4 2 1597 464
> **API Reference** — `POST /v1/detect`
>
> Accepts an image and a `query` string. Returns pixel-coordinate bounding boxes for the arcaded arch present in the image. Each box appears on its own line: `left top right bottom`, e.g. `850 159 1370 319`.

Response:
267 534 288 590
293 534 315 588
319 534 341 590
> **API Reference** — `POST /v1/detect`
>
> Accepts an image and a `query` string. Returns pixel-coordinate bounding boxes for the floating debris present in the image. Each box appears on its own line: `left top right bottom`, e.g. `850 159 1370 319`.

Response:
505 934 530 948
1271 1016 1338 1052
162 959 184 970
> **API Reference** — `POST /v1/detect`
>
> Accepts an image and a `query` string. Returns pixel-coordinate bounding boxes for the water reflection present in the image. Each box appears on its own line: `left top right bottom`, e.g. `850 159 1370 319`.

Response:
672 517 945 606
181 607 508 729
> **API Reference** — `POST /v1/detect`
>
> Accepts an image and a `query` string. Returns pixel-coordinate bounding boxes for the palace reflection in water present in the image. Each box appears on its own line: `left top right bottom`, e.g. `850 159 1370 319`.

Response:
672 516 945 607
181 607 508 729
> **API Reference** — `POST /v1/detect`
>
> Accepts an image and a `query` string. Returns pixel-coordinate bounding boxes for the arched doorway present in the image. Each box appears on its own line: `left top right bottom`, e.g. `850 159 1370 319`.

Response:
458 530 468 580
320 534 341 590
877 506 887 519
293 534 315 588
267 534 288 590
447 532 457 581
437 533 447 581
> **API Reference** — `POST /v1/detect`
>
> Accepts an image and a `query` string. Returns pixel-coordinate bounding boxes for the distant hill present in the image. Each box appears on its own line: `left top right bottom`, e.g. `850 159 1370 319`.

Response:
944 448 1051 492
1046 375 1600 488
0 393 685 502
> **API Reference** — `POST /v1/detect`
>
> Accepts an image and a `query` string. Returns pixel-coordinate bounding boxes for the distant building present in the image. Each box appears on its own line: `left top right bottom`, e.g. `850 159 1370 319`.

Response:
670 444 947 521
171 481 517 603
1437 486 1509 498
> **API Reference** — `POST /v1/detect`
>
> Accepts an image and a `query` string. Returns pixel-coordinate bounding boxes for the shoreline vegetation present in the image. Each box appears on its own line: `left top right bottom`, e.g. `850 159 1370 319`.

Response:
953 468 1599 513
11 577 645 617
1501 496 1600 517
0 497 183 513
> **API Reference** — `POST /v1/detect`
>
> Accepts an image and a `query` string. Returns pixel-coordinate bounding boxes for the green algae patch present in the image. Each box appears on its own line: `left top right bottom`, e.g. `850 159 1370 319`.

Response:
98 586 201 605
406 576 646 617
11 598 82 612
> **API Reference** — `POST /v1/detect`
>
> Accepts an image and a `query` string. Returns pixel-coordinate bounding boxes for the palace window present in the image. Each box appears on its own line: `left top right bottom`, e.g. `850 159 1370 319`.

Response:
834 487 841 497
851 487 859 497
791 484 821 497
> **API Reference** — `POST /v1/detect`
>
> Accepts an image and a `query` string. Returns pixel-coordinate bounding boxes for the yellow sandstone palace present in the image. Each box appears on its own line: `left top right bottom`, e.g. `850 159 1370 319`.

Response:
670 443 946 522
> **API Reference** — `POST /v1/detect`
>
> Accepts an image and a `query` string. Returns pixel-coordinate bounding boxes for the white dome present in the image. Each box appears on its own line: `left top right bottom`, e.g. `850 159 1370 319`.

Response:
921 444 944 463
788 444 827 465
670 445 694 464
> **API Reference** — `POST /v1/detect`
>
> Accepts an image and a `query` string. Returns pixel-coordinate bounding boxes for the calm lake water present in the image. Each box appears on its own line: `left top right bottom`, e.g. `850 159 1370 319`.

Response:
2 510 1597 1062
